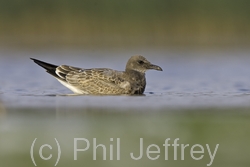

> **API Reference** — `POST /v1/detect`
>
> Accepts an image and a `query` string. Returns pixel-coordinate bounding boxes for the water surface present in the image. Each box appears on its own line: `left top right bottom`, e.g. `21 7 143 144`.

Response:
1 48 250 109
0 48 250 167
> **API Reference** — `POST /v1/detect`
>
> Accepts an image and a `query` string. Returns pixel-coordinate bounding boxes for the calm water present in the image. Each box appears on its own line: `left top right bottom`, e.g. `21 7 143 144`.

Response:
1 48 250 109
0 48 250 167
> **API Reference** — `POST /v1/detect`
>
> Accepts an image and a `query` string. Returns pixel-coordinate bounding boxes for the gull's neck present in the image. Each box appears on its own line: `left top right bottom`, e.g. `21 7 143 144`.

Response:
125 68 146 74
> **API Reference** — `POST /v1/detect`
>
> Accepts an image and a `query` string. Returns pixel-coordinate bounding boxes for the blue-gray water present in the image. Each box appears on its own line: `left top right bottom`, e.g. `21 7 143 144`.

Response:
0 48 250 167
1 48 250 109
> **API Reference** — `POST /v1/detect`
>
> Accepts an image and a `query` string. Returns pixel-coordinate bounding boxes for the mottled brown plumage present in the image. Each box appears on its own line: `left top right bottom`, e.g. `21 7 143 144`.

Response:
30 55 162 95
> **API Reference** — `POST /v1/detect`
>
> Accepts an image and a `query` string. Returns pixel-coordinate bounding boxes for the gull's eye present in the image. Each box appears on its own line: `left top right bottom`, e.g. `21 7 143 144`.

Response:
138 60 144 65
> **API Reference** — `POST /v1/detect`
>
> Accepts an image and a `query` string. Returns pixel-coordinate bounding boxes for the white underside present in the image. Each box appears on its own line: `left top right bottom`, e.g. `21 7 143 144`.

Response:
57 79 89 94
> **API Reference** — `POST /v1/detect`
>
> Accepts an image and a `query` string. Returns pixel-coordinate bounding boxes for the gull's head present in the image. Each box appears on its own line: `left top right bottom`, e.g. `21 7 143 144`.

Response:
126 55 163 73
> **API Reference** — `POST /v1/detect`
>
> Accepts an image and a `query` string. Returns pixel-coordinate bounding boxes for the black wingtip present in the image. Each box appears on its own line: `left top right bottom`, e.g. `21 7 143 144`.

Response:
30 57 37 62
30 57 41 64
30 58 60 79
30 58 58 70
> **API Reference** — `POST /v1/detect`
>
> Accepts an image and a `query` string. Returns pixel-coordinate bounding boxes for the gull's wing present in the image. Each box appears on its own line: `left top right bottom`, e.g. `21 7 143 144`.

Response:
30 58 131 94
57 66 131 94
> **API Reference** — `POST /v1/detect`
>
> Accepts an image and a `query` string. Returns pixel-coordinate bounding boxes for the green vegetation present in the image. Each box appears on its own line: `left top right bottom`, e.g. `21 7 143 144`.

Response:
1 0 250 47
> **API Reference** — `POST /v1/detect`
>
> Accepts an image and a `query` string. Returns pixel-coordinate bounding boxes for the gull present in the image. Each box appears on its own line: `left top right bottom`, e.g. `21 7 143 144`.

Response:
30 55 162 95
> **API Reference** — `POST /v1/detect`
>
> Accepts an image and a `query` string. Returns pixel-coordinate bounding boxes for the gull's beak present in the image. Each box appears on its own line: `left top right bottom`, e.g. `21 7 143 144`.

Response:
148 64 163 71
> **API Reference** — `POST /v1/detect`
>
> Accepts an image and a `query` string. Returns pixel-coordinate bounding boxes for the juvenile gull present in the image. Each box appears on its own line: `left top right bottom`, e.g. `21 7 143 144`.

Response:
30 55 162 95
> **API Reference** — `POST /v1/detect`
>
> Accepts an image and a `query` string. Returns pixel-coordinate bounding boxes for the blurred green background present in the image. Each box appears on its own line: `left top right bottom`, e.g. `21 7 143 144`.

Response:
1 0 250 48
1 107 250 167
